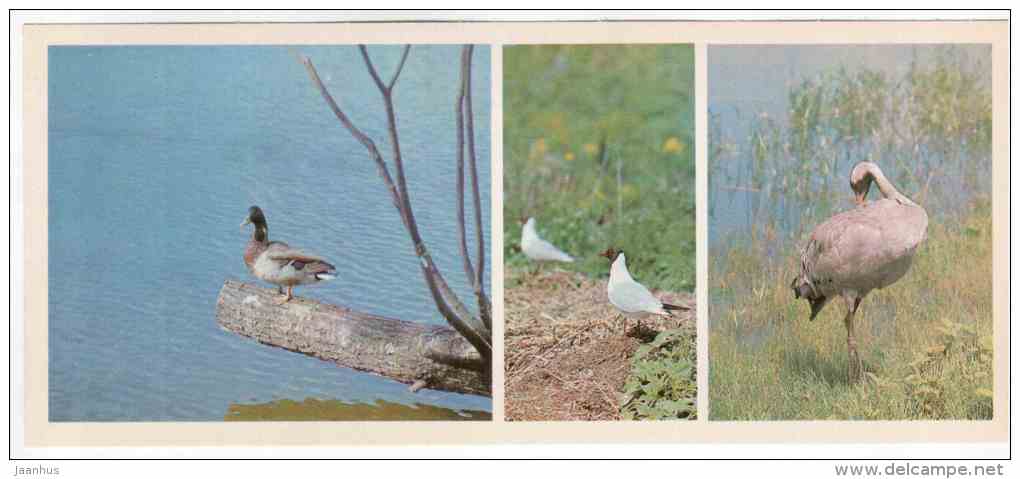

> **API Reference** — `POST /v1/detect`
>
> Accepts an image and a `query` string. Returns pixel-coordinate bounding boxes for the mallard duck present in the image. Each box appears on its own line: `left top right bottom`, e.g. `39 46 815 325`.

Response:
240 205 337 305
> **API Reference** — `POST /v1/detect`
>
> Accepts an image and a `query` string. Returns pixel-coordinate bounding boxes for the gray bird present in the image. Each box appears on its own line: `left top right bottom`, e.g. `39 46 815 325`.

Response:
790 161 928 382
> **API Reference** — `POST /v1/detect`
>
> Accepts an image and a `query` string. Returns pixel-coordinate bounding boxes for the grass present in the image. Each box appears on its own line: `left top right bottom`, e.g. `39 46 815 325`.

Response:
503 45 696 292
621 327 697 420
709 200 993 420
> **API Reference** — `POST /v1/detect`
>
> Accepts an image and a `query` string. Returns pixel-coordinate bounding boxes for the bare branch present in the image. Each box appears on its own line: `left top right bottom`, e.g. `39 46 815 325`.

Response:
419 256 492 361
383 93 418 242
388 45 412 91
300 56 405 220
424 349 488 374
358 45 389 95
361 46 491 358
303 50 492 363
455 46 478 306
364 46 491 357
462 45 491 328
359 44 411 94
358 45 424 254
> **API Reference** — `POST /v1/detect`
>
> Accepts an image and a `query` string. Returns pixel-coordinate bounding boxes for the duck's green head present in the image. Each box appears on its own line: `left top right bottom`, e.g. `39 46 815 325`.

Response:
241 205 268 241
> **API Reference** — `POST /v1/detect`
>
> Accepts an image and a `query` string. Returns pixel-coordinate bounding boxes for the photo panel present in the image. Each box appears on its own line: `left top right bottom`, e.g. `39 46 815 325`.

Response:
708 44 994 421
46 44 493 422
502 44 697 421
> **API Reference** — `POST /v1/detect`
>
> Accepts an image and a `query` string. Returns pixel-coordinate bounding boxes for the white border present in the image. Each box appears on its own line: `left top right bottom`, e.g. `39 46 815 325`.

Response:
8 9 1012 462
10 10 1012 24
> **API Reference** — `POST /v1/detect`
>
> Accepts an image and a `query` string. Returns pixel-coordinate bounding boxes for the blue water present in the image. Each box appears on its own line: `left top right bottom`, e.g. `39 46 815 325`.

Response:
48 45 492 421
708 44 991 246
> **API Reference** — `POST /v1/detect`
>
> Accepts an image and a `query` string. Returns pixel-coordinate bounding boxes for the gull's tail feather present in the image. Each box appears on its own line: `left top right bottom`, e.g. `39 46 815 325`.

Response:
662 302 690 312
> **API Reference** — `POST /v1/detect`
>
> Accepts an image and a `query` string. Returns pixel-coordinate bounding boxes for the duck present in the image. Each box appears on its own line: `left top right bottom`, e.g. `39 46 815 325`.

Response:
240 205 337 305
520 217 574 263
790 161 928 382
599 247 688 332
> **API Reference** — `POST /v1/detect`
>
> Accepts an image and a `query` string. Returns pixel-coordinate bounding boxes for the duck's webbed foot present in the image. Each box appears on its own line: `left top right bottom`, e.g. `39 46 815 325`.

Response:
273 286 293 305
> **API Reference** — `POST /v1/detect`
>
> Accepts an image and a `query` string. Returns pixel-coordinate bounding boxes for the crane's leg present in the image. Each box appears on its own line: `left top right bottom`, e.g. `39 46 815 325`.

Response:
843 296 864 383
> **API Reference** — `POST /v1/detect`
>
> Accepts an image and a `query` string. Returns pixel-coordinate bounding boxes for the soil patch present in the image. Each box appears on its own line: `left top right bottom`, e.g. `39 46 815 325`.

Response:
504 270 695 421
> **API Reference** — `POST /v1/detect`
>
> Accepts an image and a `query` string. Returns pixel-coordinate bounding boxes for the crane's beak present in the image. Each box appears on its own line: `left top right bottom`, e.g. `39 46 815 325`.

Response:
854 190 867 207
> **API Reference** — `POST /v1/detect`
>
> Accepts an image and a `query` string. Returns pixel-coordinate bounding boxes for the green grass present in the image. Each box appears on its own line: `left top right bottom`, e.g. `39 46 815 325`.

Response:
622 328 698 420
503 45 696 292
709 200 993 420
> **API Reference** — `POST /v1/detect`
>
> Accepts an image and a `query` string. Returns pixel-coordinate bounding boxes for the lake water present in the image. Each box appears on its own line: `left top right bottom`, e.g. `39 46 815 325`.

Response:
48 45 492 421
708 44 991 247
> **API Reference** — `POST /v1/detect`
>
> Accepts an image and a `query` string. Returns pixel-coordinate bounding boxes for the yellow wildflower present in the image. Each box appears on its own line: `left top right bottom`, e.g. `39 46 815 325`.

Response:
529 138 547 159
663 136 685 154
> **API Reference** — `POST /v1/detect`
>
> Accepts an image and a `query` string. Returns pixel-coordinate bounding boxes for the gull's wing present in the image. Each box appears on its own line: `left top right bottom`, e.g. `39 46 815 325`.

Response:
525 238 574 262
609 280 663 314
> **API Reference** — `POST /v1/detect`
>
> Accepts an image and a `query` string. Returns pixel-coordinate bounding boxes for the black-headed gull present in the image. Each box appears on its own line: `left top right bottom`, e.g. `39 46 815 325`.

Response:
521 217 575 264
600 247 688 332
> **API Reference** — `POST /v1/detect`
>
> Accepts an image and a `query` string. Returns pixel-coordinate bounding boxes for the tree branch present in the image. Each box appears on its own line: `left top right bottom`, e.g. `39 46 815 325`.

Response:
302 49 492 363
455 46 478 310
389 45 412 91
461 45 492 329
425 349 489 374
216 280 489 396
357 46 425 258
361 45 491 360
418 249 492 362
300 55 405 220
358 45 389 95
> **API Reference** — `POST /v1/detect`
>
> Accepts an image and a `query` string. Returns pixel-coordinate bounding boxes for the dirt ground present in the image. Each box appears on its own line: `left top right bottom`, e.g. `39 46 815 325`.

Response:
504 269 696 421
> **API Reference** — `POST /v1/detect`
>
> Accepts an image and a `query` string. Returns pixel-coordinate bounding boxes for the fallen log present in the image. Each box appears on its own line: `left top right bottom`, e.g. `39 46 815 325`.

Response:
215 280 490 397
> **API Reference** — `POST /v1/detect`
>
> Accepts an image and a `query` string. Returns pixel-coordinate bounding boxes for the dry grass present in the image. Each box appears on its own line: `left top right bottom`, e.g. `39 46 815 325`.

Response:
504 269 695 421
709 202 993 420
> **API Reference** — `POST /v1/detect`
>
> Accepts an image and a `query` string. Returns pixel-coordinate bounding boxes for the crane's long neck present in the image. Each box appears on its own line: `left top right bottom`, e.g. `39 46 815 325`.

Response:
868 164 916 206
